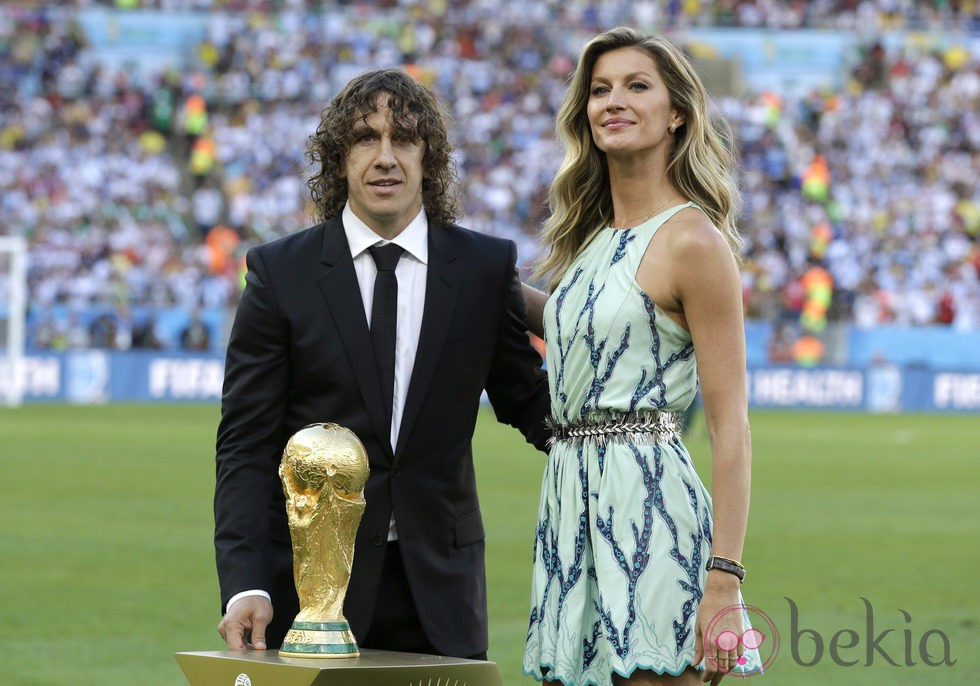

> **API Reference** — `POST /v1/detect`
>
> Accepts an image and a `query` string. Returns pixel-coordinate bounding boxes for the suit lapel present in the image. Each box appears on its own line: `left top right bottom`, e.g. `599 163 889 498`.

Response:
395 225 458 459
316 219 393 460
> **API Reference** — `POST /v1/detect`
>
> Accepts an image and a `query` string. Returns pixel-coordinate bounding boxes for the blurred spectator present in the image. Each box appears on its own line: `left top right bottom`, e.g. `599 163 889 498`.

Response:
88 312 117 349
30 309 68 350
131 314 164 349
179 311 211 351
192 178 226 237
65 312 90 349
767 321 796 364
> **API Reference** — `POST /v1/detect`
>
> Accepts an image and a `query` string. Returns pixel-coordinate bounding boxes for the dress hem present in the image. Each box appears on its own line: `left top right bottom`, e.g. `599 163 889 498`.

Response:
522 659 698 686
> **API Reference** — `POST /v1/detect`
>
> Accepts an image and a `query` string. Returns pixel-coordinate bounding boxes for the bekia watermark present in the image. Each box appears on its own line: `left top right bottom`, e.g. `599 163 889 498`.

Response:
788 597 956 668
704 597 956 677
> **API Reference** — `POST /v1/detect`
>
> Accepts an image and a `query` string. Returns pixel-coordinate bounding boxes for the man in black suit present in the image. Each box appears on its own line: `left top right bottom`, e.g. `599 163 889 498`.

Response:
214 69 550 661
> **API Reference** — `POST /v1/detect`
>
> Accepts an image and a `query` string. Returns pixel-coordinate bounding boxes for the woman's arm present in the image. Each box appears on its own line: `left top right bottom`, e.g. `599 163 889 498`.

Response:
681 226 750 684
640 213 751 683
521 282 549 340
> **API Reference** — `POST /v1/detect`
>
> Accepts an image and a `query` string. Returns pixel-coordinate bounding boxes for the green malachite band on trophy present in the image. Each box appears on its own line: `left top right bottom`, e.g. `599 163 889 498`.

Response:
290 621 353 632
279 642 360 654
279 618 359 658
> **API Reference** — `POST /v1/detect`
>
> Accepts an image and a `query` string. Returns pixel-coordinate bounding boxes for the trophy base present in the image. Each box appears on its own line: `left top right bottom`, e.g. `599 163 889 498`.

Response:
279 621 360 658
177 648 503 686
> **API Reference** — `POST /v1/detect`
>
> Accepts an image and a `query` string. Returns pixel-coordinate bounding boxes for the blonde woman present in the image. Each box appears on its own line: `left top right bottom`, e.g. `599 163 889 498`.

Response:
523 27 758 686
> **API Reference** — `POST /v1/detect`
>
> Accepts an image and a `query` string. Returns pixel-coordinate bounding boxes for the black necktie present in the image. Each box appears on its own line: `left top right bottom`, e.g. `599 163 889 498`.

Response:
368 243 404 427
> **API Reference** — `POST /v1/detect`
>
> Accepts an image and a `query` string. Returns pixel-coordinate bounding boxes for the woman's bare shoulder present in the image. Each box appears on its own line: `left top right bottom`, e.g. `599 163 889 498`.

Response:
659 206 734 264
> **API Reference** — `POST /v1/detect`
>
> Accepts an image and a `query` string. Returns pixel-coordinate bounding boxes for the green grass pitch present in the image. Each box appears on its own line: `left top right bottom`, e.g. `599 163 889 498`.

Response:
0 405 975 685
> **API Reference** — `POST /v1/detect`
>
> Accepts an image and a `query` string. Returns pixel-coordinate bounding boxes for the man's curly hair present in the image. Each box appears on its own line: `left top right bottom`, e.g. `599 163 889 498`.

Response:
306 68 460 228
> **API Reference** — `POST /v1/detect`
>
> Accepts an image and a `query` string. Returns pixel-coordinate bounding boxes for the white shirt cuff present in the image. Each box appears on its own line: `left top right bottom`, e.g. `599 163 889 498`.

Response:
225 589 271 614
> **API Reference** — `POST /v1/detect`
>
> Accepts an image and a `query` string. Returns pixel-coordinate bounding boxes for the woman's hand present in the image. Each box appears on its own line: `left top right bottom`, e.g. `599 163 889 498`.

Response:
693 571 744 684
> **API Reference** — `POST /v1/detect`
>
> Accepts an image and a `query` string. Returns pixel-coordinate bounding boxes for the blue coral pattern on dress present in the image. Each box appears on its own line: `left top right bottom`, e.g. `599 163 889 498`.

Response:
610 228 634 265
592 440 663 659
628 294 695 412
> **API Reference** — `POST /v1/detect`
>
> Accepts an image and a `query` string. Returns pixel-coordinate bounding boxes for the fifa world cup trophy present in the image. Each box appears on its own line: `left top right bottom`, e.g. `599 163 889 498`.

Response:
278 423 370 657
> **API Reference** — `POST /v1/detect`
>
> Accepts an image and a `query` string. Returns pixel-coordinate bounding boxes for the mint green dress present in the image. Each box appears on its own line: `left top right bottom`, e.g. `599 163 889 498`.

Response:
523 204 759 685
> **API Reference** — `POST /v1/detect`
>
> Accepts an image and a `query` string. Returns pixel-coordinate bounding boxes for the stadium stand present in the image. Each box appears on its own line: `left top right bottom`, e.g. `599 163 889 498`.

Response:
1 1 977 362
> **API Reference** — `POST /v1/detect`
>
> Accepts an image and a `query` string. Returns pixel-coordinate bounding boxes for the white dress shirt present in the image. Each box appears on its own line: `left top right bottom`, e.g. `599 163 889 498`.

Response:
343 202 428 458
225 204 428 614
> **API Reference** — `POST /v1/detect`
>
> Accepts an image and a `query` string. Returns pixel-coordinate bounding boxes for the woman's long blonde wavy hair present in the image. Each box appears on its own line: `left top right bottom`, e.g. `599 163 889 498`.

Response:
533 27 742 290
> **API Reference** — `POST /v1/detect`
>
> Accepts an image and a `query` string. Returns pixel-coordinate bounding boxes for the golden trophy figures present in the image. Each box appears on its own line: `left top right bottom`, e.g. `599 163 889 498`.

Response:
277 423 370 658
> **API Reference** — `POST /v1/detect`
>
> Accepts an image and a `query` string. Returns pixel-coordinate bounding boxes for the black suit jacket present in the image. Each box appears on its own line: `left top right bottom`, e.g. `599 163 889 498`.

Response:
214 217 550 657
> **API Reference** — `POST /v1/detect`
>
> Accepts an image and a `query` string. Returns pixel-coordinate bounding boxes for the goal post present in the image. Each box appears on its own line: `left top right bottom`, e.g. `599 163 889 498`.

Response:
0 235 28 407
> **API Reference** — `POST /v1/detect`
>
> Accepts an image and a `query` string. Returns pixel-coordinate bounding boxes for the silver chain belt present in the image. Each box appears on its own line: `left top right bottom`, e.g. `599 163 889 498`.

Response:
546 411 682 448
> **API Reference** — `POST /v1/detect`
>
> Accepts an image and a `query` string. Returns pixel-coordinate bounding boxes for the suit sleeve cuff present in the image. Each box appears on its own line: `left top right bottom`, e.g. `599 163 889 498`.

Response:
225 589 272 614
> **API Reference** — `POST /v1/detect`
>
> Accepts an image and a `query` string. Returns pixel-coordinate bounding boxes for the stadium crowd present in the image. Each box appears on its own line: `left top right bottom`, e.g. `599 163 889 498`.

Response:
1 1 978 353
